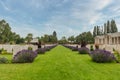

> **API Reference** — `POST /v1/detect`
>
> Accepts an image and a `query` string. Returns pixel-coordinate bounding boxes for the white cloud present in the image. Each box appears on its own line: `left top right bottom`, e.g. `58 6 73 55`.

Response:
1 0 120 39
12 24 45 38
0 0 10 11
93 0 113 10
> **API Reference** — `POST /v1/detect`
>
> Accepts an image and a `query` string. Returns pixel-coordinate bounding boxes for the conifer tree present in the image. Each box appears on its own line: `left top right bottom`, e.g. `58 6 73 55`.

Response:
93 26 97 37
104 23 107 34
107 20 110 33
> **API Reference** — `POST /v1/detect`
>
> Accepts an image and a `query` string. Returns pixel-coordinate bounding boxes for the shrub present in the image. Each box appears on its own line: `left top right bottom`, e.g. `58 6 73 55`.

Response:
36 48 46 54
113 50 120 63
0 48 12 55
78 47 90 54
28 46 33 50
90 49 115 63
44 45 57 51
0 48 2 54
90 45 94 51
0 57 8 63
45 47 51 51
71 46 78 51
12 50 37 63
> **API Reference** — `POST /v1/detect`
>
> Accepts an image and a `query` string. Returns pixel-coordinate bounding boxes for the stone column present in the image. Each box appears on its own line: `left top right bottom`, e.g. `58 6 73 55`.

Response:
102 39 103 44
115 37 117 44
109 36 112 45
105 37 107 44
118 37 120 44
114 37 115 44
112 37 114 45
109 37 110 44
95 38 98 44
117 37 119 44
98 39 99 44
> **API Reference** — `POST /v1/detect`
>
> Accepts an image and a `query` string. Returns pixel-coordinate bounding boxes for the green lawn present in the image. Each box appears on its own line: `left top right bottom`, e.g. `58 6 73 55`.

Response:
0 45 120 80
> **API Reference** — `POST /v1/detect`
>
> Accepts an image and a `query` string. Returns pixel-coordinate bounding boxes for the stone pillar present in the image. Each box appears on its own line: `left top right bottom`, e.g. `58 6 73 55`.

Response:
119 37 120 44
105 37 107 44
114 37 115 44
112 37 114 45
97 39 99 44
117 37 119 44
115 37 117 44
109 36 112 45
95 38 97 44
102 39 103 44
95 38 98 44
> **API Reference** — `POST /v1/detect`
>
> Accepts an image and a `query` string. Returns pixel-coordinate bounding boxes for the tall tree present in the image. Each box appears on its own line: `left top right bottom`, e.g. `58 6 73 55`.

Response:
104 23 107 34
93 26 97 37
86 31 94 44
53 31 57 37
52 31 57 43
0 20 12 43
58 36 67 44
97 26 100 35
111 19 118 33
25 33 33 44
75 31 94 44
68 36 75 43
100 26 104 35
107 20 110 33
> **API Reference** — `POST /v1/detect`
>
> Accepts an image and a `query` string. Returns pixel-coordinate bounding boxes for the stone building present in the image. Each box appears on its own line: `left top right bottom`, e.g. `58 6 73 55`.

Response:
95 32 120 45
30 38 38 45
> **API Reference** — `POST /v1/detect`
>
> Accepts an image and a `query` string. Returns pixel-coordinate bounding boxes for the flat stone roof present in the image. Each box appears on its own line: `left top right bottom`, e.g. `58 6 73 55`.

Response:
107 32 120 37
95 32 120 39
30 38 38 43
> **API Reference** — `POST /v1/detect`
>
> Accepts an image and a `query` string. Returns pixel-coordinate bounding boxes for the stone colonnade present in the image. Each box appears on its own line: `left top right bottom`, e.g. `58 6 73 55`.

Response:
95 36 120 45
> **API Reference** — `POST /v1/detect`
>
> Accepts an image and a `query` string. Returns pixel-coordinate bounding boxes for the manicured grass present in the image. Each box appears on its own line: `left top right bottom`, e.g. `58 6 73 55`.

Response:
0 45 120 80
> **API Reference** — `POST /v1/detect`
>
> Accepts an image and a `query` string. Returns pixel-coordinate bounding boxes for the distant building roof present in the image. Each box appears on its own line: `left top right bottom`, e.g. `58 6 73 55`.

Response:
95 32 120 39
95 35 105 39
107 32 120 37
30 38 38 43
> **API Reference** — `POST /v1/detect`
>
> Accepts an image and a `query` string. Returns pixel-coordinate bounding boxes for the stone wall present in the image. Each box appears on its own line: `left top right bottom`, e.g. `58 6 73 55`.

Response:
95 44 120 52
66 44 120 53
1 44 119 55
87 44 120 52
0 44 38 55
0 44 56 55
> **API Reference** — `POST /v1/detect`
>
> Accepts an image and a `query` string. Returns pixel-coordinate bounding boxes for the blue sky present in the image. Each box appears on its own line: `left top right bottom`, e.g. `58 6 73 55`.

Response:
0 0 120 39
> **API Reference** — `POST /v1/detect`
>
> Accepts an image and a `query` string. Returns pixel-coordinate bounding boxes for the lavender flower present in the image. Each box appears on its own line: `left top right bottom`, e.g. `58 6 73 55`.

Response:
13 50 37 63
71 47 78 51
90 49 115 63
35 48 46 54
78 47 90 54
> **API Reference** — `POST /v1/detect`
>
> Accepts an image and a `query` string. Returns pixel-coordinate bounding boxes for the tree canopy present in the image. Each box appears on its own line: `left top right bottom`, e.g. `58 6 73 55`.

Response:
93 19 118 37
0 19 24 44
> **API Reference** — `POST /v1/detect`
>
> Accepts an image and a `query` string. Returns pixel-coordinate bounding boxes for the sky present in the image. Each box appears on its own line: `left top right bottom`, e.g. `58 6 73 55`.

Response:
0 0 120 39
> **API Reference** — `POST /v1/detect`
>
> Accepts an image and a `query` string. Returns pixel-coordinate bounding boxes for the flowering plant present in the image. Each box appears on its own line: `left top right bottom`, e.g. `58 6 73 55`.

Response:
13 50 37 63
78 47 90 54
90 49 115 63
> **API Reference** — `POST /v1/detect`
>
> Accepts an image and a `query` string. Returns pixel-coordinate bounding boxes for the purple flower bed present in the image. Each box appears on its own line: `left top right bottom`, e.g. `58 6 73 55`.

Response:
62 44 78 51
45 44 57 51
45 46 51 51
35 48 46 54
13 50 37 63
35 44 57 54
90 49 115 63
71 47 78 51
78 47 90 54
